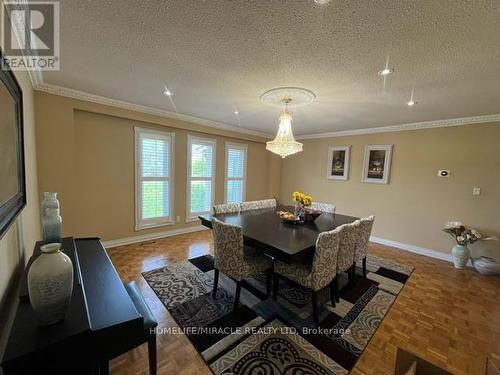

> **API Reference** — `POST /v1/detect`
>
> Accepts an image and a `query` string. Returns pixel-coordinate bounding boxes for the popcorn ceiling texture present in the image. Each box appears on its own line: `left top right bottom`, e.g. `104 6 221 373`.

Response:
43 1 500 135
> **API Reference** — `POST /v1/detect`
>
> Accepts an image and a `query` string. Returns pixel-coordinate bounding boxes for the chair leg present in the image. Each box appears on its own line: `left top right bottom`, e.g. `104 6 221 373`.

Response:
234 280 242 310
148 333 157 375
212 268 219 298
362 257 367 278
348 265 355 286
334 276 340 303
329 279 336 308
99 361 109 375
266 269 272 297
272 273 279 301
312 290 319 325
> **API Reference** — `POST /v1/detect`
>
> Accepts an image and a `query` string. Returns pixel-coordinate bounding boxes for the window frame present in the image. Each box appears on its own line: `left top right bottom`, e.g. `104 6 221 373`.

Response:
134 127 175 231
224 142 247 204
186 135 217 222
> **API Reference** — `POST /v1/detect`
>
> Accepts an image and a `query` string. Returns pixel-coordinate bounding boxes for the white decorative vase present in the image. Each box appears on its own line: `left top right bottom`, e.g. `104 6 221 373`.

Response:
451 244 470 269
41 192 62 243
471 257 500 276
28 243 74 325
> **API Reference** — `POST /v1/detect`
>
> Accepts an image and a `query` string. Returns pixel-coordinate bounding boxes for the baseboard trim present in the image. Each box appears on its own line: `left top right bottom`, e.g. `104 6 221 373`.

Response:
102 227 453 262
102 225 209 248
370 236 452 262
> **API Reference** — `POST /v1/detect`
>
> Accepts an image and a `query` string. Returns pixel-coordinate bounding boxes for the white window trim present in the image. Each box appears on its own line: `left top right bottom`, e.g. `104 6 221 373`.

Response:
134 127 175 231
224 142 247 204
186 135 216 222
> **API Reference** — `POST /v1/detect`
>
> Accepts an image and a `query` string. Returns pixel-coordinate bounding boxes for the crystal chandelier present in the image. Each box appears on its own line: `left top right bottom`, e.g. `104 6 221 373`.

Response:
266 98 303 158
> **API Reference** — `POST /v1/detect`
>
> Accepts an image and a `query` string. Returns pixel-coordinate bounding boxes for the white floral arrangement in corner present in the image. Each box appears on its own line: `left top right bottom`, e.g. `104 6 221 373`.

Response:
443 221 499 275
442 221 495 246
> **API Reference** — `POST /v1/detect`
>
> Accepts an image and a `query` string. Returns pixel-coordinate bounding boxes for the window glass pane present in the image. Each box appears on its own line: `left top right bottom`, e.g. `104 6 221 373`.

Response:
141 138 169 178
227 148 245 178
142 181 169 219
190 180 212 213
191 143 213 178
227 180 243 204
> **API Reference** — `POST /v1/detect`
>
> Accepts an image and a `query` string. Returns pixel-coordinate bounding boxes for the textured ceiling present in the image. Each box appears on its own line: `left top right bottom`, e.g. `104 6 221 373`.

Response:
42 0 500 136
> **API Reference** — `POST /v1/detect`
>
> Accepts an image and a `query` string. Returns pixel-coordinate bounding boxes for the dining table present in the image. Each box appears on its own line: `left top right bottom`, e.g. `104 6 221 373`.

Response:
199 205 359 263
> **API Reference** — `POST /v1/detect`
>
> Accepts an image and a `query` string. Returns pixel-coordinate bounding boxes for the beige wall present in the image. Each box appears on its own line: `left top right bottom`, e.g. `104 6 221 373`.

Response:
35 92 282 241
280 122 500 257
0 35 41 353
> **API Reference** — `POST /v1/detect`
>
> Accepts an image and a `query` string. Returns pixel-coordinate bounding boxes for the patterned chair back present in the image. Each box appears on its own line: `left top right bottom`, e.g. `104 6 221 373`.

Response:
337 221 361 273
212 219 245 280
213 203 241 215
310 226 343 290
241 198 277 211
310 202 336 214
355 215 375 261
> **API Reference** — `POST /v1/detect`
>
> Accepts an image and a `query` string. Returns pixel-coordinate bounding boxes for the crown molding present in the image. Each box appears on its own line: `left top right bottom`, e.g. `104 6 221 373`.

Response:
32 83 500 141
296 114 500 140
34 82 274 139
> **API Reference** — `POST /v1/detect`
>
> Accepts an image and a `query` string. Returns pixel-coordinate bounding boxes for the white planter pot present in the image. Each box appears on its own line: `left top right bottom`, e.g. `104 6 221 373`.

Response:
451 244 470 269
28 243 74 325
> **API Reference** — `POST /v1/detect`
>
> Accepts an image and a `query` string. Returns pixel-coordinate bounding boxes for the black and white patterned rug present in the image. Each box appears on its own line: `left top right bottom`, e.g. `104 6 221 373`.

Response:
143 254 413 374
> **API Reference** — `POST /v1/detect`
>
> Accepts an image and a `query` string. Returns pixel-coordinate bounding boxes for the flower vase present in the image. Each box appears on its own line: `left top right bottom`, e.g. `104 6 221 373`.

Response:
41 192 62 242
451 244 470 269
28 243 74 325
294 202 302 217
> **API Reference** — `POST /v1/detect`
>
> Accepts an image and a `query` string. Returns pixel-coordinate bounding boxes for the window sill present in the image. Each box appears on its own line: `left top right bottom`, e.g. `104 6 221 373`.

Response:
135 220 175 232
185 216 204 224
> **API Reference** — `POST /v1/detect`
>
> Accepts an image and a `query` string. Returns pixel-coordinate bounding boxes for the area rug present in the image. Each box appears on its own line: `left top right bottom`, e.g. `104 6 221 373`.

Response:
143 254 413 374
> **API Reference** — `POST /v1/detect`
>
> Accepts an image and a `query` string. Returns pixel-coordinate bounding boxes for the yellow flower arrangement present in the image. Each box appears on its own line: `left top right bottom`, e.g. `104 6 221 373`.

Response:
292 191 312 206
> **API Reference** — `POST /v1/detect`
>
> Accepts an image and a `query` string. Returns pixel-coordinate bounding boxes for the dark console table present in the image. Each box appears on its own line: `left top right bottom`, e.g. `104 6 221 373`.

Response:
1 237 143 375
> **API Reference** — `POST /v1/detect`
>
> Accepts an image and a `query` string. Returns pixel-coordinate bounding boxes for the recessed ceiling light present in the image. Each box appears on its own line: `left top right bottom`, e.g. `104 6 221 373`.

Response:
163 88 172 96
378 68 394 77
234 110 239 115
407 89 417 106
314 0 331 4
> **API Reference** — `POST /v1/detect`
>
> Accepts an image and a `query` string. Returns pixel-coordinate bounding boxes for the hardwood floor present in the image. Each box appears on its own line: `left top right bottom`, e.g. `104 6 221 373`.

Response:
107 230 500 375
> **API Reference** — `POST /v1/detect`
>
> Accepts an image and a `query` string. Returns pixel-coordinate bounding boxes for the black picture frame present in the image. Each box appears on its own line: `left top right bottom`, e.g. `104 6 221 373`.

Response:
0 47 26 238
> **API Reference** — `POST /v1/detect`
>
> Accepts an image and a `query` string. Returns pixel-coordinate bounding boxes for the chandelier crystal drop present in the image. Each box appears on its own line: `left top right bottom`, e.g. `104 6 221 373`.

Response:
266 99 303 158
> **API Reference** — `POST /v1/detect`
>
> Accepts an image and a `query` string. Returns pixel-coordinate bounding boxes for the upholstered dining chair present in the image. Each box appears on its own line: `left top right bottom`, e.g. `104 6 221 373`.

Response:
310 202 336 214
241 198 277 211
211 219 273 309
213 202 241 215
272 226 343 324
334 220 361 303
354 215 375 278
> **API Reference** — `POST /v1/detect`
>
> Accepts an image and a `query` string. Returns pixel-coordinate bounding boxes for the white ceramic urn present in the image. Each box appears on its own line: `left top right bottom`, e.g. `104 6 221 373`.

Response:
451 244 470 269
28 243 74 325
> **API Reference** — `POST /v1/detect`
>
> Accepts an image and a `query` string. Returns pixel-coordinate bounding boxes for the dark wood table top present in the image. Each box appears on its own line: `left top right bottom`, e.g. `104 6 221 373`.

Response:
199 205 359 262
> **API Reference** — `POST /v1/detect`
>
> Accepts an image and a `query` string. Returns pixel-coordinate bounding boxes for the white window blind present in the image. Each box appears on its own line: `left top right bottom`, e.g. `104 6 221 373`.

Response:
135 128 174 230
225 142 247 204
187 135 216 220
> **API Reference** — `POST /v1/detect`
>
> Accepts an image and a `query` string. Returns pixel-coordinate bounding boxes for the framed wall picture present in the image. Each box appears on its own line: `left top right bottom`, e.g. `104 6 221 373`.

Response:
362 145 393 184
0 48 26 238
327 145 350 180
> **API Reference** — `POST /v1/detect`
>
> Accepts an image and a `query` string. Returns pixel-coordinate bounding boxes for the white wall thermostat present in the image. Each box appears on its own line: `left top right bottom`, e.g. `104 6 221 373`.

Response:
438 170 450 178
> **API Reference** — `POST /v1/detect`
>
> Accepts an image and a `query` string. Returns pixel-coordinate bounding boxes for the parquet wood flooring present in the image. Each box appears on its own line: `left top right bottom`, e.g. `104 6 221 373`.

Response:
107 230 500 375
